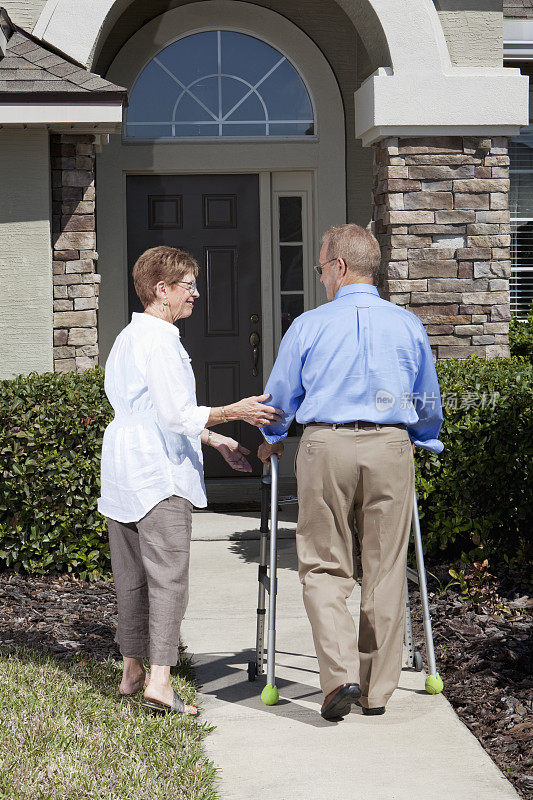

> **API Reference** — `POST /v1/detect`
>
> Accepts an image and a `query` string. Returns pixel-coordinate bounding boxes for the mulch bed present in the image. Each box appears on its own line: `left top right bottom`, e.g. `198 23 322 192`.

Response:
410 566 532 800
0 567 531 797
0 571 118 663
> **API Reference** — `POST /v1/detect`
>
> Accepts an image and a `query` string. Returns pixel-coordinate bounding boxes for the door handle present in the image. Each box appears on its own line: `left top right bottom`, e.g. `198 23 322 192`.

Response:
249 331 260 377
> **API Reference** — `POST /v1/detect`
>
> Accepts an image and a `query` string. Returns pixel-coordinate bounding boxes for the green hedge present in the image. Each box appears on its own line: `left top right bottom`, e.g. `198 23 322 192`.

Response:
0 357 531 578
0 369 112 579
415 356 532 565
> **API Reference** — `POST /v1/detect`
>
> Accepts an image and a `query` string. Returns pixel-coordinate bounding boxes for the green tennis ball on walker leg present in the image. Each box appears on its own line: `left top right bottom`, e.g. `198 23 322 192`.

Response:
425 674 444 695
261 684 279 705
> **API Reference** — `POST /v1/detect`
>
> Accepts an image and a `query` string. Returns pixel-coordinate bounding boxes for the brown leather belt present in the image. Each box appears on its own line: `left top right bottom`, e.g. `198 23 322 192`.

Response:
304 421 407 431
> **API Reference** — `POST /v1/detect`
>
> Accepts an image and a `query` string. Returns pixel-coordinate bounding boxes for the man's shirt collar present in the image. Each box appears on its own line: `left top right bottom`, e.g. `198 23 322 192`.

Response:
334 284 380 301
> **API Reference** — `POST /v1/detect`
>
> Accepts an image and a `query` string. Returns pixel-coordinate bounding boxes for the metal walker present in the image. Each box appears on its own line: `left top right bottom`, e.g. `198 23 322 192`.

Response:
247 454 444 705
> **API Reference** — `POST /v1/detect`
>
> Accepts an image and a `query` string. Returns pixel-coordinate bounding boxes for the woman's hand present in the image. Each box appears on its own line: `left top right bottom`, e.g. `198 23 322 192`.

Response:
228 394 283 428
212 434 252 473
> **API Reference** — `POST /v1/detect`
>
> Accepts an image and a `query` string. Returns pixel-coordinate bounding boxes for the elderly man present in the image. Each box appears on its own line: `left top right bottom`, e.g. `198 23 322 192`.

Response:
258 224 443 720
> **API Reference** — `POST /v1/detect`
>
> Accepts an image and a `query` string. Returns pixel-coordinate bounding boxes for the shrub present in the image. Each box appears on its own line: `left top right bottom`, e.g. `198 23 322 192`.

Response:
0 357 531 578
509 304 533 364
0 369 112 579
415 356 532 566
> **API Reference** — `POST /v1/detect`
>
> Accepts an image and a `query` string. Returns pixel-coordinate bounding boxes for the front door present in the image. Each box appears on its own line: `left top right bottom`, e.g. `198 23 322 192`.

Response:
126 174 263 478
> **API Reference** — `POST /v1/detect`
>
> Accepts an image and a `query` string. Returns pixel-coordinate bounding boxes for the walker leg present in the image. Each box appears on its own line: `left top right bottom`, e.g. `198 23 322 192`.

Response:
411 490 444 694
404 577 415 669
261 454 280 706
249 471 270 681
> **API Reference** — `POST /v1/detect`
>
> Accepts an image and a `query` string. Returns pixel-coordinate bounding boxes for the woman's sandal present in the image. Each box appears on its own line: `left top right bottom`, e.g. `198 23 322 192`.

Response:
142 690 198 717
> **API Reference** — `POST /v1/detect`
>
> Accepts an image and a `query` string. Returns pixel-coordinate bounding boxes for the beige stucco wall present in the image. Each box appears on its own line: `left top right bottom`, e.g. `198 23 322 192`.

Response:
1 0 46 30
0 130 53 378
434 1 503 66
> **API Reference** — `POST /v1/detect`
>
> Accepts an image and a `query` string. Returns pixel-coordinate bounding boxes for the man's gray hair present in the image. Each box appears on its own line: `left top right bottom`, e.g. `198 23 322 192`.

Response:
322 223 382 283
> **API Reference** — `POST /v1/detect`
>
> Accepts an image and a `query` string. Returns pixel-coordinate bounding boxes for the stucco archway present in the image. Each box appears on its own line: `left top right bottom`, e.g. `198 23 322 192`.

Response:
33 0 527 145
34 0 448 74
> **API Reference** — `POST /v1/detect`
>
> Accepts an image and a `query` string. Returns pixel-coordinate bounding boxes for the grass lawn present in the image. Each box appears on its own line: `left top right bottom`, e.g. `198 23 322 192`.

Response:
0 647 218 800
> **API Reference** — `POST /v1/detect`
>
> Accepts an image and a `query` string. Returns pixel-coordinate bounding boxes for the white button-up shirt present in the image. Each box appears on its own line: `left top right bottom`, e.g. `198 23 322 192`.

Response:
98 312 211 522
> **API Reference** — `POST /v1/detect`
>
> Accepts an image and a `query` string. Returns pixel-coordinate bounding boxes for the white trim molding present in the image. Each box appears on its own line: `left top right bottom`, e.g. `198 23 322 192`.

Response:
0 101 123 131
355 67 529 146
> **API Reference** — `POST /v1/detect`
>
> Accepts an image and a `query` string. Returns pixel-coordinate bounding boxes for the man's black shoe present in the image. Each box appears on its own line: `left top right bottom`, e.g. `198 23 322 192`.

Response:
356 701 385 716
321 683 362 720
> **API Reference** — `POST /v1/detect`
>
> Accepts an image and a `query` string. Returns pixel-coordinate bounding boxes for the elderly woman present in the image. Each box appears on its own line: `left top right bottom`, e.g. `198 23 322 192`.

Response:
98 245 281 717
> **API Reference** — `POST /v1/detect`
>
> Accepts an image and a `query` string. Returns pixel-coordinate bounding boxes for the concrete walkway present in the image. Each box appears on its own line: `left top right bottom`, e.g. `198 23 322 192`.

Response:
183 510 519 800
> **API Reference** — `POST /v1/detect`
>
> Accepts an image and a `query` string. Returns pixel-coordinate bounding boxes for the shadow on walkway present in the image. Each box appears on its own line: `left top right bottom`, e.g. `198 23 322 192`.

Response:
192 648 338 728
228 537 299 569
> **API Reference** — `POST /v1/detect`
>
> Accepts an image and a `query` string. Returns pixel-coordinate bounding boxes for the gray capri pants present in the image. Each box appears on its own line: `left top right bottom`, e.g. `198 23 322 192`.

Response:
107 495 192 666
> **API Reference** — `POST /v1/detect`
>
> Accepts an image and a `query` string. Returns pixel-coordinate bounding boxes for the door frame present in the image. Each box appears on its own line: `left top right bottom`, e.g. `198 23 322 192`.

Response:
101 166 333 477
98 168 344 374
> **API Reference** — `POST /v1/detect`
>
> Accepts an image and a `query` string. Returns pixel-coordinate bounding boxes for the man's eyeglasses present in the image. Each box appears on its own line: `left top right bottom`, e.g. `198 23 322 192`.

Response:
176 280 197 293
313 257 338 278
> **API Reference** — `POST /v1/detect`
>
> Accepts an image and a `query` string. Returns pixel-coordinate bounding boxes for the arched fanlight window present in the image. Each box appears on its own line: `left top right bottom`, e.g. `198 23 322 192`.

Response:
125 30 315 139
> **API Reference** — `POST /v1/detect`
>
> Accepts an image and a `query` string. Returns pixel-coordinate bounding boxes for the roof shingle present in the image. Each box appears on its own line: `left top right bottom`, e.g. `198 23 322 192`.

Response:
0 8 126 99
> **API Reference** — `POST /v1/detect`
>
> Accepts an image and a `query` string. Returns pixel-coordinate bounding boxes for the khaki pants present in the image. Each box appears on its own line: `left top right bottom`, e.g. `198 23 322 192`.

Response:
295 424 414 708
107 495 192 666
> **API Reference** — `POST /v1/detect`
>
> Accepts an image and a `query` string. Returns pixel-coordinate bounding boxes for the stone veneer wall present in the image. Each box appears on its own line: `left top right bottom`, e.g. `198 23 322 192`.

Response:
373 136 511 359
503 1 533 19
51 134 100 373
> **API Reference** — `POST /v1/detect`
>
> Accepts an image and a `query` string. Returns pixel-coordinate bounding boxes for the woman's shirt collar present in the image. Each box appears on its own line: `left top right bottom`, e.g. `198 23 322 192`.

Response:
131 311 181 338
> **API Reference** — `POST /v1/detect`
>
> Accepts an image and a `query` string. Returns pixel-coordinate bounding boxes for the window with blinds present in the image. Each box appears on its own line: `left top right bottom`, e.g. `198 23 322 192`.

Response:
509 124 533 319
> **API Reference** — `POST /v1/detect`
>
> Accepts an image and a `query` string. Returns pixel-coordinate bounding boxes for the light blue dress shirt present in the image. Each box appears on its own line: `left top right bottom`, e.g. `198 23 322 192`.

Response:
262 284 444 453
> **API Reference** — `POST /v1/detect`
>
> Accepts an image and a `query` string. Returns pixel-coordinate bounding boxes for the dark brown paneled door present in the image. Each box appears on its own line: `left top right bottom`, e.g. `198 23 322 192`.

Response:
126 174 263 478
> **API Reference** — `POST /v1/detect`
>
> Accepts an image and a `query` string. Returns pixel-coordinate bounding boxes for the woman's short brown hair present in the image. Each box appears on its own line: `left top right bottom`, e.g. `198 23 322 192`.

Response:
132 246 199 308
